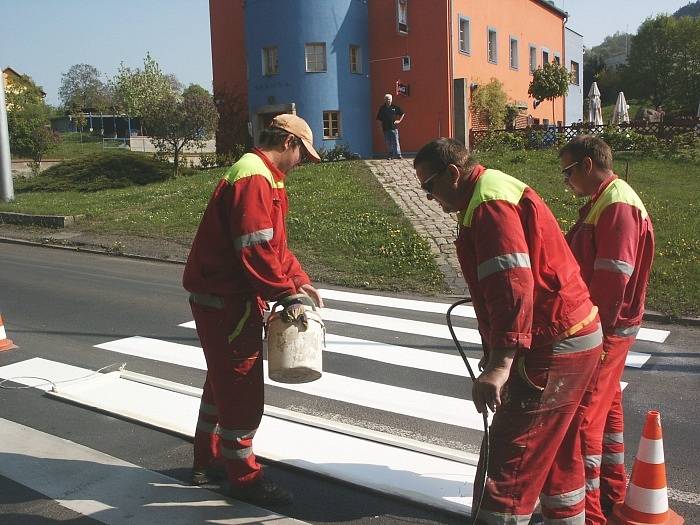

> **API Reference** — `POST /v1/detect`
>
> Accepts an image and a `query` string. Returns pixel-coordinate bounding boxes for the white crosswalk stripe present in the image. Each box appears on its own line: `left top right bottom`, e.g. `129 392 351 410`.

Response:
0 289 668 517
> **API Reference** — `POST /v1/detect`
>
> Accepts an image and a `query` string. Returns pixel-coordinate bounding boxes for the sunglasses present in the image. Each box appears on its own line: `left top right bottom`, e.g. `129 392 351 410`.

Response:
420 169 447 195
561 161 579 178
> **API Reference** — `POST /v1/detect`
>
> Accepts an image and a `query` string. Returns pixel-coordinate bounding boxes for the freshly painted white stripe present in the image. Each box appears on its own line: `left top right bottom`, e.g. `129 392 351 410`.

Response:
637 436 665 464
318 288 477 317
181 320 649 370
316 289 670 343
1 359 476 515
95 337 489 431
625 484 669 514
0 359 114 392
0 417 302 525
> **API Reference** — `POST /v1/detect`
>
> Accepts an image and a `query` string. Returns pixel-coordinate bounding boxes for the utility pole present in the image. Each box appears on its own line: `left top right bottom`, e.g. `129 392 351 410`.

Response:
0 69 15 203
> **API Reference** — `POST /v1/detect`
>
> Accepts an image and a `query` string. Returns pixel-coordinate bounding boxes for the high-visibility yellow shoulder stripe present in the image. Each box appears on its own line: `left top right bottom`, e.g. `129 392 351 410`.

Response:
223 153 277 188
584 178 648 225
462 169 528 227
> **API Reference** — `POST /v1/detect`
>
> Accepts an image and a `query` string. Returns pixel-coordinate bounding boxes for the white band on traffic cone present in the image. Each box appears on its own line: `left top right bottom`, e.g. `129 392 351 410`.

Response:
637 436 665 464
625 484 670 514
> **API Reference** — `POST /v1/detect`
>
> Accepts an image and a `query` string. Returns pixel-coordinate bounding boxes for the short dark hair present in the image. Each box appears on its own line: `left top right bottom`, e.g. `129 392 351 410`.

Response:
559 135 613 170
413 138 474 174
259 126 301 148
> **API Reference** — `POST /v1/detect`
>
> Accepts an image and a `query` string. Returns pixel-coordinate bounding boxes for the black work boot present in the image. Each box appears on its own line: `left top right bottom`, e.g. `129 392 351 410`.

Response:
230 477 293 506
191 463 227 485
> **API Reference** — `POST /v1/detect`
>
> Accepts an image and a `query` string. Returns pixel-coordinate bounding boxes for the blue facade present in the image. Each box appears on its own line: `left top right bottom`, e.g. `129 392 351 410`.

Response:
245 0 371 158
565 27 584 125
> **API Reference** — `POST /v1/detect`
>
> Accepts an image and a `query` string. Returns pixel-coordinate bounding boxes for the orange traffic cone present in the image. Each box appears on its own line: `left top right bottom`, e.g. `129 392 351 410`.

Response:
610 410 684 525
0 314 17 352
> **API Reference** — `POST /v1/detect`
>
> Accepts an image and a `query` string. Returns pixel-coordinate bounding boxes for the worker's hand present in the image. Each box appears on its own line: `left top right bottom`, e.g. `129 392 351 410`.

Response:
299 284 324 308
472 364 510 414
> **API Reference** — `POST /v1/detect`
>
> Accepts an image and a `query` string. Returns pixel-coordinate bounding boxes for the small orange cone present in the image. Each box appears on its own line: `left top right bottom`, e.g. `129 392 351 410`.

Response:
0 314 17 352
610 411 684 525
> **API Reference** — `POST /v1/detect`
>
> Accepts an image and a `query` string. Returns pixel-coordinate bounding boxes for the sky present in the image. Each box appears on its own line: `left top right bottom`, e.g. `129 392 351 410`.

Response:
0 0 694 106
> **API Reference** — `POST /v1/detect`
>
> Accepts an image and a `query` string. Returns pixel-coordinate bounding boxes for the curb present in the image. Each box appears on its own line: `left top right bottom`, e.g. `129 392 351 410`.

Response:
1 234 698 326
0 212 84 228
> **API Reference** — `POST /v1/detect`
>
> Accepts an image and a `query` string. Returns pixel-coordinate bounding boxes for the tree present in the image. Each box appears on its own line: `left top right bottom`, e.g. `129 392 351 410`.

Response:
673 1 700 19
667 16 700 114
58 64 111 113
143 84 219 177
528 62 570 122
112 53 181 133
471 78 508 129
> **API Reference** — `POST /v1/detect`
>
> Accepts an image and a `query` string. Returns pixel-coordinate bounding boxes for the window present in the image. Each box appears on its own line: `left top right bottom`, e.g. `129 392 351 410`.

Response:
487 28 498 64
397 0 408 33
402 55 411 71
509 37 519 69
542 49 549 65
570 61 580 85
323 111 340 139
262 46 278 76
529 45 537 73
305 43 326 72
458 17 470 54
554 53 561 65
350 45 362 74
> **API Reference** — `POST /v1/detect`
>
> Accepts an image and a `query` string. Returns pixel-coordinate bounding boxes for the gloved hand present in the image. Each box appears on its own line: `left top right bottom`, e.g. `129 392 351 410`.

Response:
276 295 308 329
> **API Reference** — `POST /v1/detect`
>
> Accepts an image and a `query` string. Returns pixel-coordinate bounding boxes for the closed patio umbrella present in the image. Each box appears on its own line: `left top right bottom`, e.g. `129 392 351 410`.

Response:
588 82 603 126
611 91 630 125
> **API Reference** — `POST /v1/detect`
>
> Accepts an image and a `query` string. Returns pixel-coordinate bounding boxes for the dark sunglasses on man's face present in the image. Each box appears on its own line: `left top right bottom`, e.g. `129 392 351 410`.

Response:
561 161 580 178
421 169 446 194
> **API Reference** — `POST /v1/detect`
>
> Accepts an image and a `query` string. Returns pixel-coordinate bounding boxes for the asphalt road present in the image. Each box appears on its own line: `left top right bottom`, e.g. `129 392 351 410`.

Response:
0 242 698 524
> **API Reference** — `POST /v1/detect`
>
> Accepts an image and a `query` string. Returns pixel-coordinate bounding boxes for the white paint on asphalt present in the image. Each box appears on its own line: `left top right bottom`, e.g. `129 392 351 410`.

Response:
0 416 302 524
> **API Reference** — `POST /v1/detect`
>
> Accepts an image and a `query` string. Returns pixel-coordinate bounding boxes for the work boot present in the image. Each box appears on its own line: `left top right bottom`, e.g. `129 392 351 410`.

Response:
191 463 227 485
229 477 293 506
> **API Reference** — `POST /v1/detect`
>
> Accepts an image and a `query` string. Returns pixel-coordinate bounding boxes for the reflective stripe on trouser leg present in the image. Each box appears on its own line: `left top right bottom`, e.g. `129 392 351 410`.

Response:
476 327 601 524
190 298 265 486
193 376 222 469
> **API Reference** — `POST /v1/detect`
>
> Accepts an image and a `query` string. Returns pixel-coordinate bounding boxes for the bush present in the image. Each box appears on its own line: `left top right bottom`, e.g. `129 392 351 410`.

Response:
16 151 191 192
474 131 526 152
215 144 246 167
318 143 359 162
199 152 217 169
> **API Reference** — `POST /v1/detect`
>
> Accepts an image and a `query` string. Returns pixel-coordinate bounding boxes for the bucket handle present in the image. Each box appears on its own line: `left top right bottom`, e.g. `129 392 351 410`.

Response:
271 293 317 313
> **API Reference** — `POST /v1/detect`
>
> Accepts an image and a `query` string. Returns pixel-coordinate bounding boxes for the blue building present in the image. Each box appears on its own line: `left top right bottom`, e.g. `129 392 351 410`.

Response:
565 26 584 125
243 0 371 158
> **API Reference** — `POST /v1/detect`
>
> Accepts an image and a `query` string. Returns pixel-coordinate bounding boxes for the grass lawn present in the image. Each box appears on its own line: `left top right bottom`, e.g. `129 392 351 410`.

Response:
0 161 445 295
475 149 700 317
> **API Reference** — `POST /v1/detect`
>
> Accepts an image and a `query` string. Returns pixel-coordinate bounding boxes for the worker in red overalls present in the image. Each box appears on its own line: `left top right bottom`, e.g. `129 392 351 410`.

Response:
414 138 602 524
183 114 323 506
560 136 654 524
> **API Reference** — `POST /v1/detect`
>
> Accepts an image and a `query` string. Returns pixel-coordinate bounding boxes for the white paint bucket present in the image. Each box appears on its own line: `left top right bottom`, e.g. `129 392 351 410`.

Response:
266 298 324 384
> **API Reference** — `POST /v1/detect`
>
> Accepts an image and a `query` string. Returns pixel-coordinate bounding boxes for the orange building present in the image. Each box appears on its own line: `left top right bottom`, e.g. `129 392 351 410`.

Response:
369 0 567 154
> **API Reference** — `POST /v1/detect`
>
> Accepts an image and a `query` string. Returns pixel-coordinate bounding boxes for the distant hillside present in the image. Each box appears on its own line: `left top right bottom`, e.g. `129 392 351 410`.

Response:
674 1 700 18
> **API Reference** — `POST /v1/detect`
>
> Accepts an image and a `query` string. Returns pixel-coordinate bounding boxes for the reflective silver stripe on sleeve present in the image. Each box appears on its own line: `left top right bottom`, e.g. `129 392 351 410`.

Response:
196 420 217 433
539 486 585 509
603 432 624 445
586 477 601 492
234 228 274 251
584 454 602 469
602 452 625 465
594 258 634 277
477 508 532 524
613 325 640 338
477 253 531 281
221 445 253 460
219 428 257 441
553 325 603 354
542 511 585 524
199 402 218 415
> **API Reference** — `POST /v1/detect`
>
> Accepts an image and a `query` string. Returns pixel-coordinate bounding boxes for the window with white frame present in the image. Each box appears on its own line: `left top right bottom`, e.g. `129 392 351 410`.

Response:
350 45 362 74
458 17 470 54
510 37 519 69
397 0 408 33
305 43 327 72
487 28 498 64
542 49 549 65
323 111 340 139
401 55 411 71
554 53 561 65
262 46 278 76
570 60 580 85
529 45 537 73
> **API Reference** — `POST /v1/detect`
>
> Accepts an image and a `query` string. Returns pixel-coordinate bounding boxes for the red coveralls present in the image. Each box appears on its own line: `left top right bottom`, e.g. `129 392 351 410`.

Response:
183 149 311 487
566 175 654 524
458 166 603 525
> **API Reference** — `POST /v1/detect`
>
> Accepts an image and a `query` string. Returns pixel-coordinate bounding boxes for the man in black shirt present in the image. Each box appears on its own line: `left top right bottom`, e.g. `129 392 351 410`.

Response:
376 94 405 159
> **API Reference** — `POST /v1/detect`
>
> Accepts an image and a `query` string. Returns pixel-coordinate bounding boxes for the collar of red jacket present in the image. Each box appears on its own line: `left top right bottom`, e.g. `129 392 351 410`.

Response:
252 148 286 182
589 173 617 203
456 164 487 212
